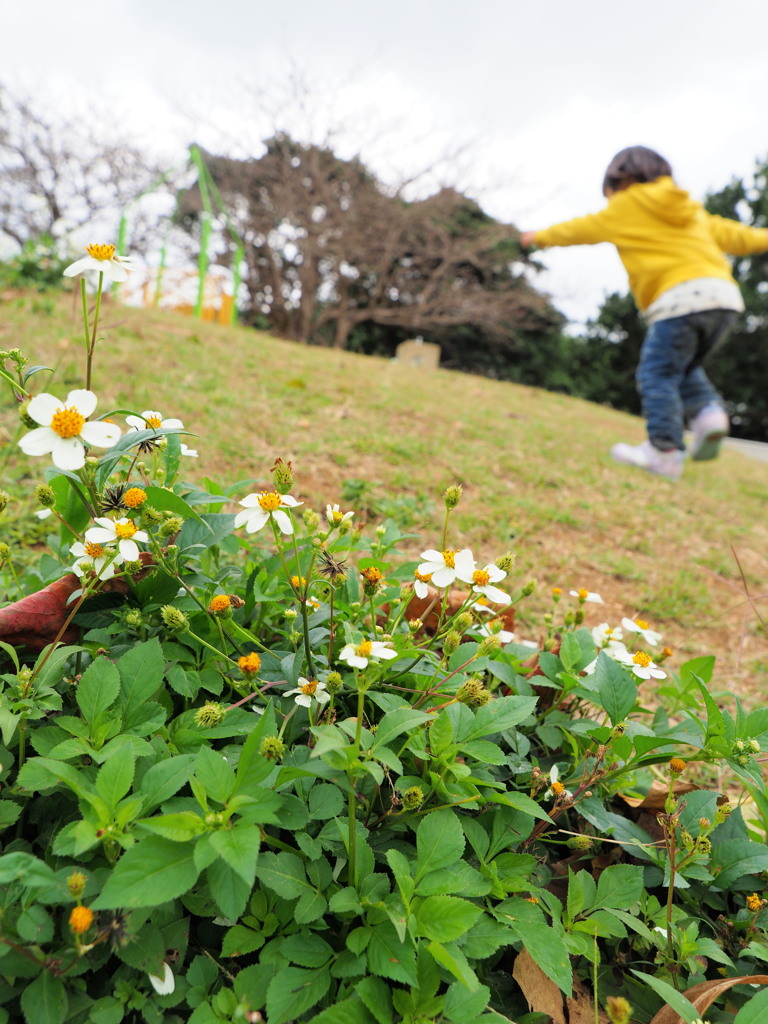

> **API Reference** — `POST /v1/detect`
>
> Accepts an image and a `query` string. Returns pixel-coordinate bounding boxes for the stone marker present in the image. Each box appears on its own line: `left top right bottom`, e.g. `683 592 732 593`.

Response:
395 337 441 369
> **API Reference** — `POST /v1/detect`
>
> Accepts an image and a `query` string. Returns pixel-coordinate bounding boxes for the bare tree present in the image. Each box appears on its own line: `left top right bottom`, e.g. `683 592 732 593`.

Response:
0 86 168 253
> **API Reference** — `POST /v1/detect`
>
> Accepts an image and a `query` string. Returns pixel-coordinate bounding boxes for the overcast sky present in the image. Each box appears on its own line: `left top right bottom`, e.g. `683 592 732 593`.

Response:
3 0 768 326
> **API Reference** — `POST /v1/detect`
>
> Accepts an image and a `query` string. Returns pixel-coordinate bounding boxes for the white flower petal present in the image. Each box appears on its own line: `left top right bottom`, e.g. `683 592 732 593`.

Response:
81 420 121 448
431 566 455 588
280 495 302 508
66 390 98 417
238 493 262 508
477 584 511 605
26 393 62 424
63 256 94 277
148 963 175 996
420 549 443 562
118 539 139 561
272 509 294 535
18 426 56 456
294 694 312 707
50 436 86 470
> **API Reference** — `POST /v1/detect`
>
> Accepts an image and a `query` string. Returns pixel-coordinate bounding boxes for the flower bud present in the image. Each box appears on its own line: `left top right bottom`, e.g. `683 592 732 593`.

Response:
361 566 383 596
606 996 632 1024
325 671 343 695
159 516 184 538
238 652 262 676
401 785 425 810
18 400 37 429
495 551 515 573
443 484 463 509
0 542 10 560
34 483 56 509
271 457 294 494
457 677 491 706
122 559 144 575
160 605 189 632
521 579 537 597
477 633 502 657
195 702 225 727
208 594 232 617
141 504 164 525
0 492 8 514
124 609 143 628
67 871 87 898
123 487 147 509
260 736 286 761
443 630 461 656
302 508 320 533
454 612 473 633
566 835 594 851
69 905 94 935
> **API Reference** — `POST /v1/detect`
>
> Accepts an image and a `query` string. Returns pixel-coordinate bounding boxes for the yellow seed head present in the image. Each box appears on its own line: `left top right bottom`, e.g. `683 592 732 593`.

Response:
69 905 94 935
51 406 85 439
123 487 147 508
238 652 262 675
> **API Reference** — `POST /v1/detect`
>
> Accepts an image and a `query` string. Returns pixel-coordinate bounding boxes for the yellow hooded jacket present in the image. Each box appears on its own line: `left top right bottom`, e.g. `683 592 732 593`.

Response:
533 176 768 312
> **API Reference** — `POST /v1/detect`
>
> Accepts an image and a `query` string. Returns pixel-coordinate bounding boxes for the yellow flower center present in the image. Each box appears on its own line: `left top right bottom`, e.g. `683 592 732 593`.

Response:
238 652 262 674
123 487 147 508
300 679 319 695
635 618 649 630
290 575 306 589
258 492 282 512
145 415 162 429
551 587 562 596
84 542 104 558
362 567 382 583
86 243 116 261
50 406 86 439
114 521 137 540
209 594 231 612
578 588 589 600
356 640 373 658
69 905 94 934
442 549 456 568
473 569 490 587
551 781 565 795
633 651 652 667
414 570 432 584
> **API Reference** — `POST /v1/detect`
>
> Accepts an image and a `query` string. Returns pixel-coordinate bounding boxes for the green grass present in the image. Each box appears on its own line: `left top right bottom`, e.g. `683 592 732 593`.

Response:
2 289 768 700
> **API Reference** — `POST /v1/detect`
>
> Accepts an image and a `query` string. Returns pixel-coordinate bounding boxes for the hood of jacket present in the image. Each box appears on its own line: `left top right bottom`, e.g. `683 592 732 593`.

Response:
623 176 701 226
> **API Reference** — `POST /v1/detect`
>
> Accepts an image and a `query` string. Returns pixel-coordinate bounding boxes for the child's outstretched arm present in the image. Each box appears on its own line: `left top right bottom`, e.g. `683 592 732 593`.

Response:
520 209 616 249
706 213 768 256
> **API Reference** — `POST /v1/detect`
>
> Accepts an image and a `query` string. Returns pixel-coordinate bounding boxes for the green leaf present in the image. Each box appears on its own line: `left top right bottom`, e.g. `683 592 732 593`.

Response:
21 971 68 1024
195 745 235 805
136 811 207 841
117 638 164 718
567 869 596 920
209 824 261 886
366 921 418 985
371 708 433 751
0 852 57 888
258 851 310 899
463 696 538 741
415 810 465 881
593 864 644 910
207 857 250 919
266 966 331 1024
415 896 483 942
309 783 345 820
143 484 207 525
426 940 478 991
93 835 200 908
734 987 768 1024
495 897 572 994
630 970 699 1023
139 754 196 813
221 924 264 957
595 654 637 724
354 977 394 1024
0 801 22 830
95 751 135 811
307 997 374 1024
443 982 490 1023
0 639 19 672
484 790 553 823
281 933 334 968
76 657 120 725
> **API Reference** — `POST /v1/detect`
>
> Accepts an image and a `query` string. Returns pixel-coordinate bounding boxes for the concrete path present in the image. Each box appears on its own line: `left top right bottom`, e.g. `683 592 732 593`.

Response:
723 437 768 464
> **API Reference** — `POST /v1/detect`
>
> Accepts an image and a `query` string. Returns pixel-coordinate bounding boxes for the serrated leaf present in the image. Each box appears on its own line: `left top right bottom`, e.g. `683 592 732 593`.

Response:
415 810 465 880
21 970 67 1024
266 966 331 1024
415 896 483 942
92 835 200 908
76 657 120 725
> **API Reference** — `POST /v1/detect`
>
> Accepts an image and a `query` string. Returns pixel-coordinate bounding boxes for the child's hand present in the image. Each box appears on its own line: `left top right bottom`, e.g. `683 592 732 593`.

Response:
519 231 537 249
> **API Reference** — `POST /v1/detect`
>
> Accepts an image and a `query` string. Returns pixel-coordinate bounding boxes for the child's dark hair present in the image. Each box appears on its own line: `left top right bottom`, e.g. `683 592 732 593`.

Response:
602 146 673 196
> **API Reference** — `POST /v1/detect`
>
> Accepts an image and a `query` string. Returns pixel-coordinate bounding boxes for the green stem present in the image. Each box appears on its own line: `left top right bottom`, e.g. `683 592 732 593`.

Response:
347 687 366 885
86 272 104 391
79 279 90 385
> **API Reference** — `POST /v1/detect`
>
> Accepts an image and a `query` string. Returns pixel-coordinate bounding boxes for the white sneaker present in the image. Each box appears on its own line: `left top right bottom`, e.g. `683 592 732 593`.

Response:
689 404 729 461
610 440 684 480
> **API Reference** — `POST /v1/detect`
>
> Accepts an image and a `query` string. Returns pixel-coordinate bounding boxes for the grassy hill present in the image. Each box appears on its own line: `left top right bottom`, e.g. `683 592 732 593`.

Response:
2 289 767 701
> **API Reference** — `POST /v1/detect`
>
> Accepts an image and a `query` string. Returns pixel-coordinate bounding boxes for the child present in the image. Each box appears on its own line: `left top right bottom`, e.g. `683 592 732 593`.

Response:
520 146 768 480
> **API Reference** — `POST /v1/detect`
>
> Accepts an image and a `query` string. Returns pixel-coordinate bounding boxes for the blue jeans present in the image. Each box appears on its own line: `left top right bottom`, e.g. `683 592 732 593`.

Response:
636 309 737 451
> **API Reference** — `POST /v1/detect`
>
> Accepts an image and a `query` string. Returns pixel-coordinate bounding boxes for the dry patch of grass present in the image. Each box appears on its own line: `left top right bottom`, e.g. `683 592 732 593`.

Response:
2 290 767 700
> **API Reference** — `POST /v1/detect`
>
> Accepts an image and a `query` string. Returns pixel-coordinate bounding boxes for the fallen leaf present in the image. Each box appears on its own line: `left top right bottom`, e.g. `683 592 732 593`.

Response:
648 973 768 1024
567 974 611 1024
619 779 697 810
512 948 567 1024
0 574 82 653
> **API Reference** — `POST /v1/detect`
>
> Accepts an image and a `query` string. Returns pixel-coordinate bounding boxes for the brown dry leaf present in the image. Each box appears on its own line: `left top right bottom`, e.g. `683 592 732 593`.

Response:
648 973 768 1024
566 974 610 1024
511 948 567 1024
619 779 697 811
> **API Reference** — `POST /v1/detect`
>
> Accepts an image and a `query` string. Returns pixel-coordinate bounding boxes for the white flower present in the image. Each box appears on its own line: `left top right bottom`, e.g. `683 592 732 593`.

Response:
84 517 148 562
126 409 184 432
417 548 475 589
147 962 175 995
70 540 124 581
621 617 662 647
325 503 354 526
180 443 198 457
18 389 121 471
35 509 53 520
285 677 331 708
628 651 667 680
544 764 573 802
583 640 632 675
570 589 604 604
591 622 624 647
339 638 398 669
413 569 433 599
471 564 510 605
234 491 303 535
63 243 139 283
